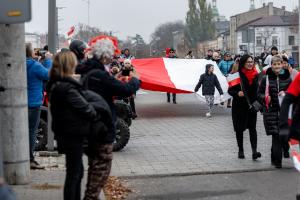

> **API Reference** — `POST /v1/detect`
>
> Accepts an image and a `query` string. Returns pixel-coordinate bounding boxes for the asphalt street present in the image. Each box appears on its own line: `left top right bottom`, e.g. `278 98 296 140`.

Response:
126 170 299 200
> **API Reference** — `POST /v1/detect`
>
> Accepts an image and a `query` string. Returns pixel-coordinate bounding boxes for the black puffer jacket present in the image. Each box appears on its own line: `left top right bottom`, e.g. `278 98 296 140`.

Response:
194 65 223 96
76 58 140 144
258 68 291 135
47 77 98 152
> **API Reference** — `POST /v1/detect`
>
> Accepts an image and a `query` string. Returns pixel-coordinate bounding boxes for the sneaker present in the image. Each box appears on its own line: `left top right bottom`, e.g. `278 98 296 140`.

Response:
30 160 45 170
205 112 211 118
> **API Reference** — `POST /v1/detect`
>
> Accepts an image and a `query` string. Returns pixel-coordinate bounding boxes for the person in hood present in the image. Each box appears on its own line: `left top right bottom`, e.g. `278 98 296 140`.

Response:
258 55 291 168
194 64 223 117
26 43 49 170
228 54 262 160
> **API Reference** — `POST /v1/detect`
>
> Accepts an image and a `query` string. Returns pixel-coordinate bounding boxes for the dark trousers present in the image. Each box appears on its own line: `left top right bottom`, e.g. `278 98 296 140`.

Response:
84 144 113 200
129 97 136 114
64 147 84 200
271 134 289 165
236 128 257 152
167 93 176 102
28 107 41 161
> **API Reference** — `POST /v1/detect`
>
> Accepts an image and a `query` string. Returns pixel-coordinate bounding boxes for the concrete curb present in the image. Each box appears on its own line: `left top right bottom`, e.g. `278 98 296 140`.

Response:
118 167 294 179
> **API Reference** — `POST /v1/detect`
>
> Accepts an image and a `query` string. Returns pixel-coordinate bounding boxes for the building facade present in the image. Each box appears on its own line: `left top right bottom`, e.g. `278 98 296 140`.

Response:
235 15 298 56
230 2 292 53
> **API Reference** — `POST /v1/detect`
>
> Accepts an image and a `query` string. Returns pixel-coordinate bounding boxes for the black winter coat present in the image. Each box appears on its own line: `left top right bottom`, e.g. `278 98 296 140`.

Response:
47 77 98 152
280 94 300 140
228 72 259 133
194 71 223 96
76 58 140 144
258 68 291 135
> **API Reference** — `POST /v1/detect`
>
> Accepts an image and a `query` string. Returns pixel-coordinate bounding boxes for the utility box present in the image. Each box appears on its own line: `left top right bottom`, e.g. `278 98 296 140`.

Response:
0 0 31 24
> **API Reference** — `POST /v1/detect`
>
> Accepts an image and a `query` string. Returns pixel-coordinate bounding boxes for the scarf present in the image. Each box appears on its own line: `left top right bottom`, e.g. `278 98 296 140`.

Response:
241 67 258 85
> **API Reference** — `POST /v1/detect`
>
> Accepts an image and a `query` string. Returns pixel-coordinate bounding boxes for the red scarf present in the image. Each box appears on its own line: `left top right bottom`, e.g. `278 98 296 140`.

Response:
241 67 258 85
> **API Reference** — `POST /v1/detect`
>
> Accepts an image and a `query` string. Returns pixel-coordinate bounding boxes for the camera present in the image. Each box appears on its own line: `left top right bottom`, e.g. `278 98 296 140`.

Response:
121 67 133 76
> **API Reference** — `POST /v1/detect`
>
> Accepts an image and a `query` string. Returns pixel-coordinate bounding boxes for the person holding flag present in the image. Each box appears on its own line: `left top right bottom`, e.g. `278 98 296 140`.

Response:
258 55 291 168
228 54 262 160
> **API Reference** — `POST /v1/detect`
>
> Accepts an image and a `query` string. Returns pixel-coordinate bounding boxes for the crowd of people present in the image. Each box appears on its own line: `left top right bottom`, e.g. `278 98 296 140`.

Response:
201 47 300 169
1 41 298 200
24 39 140 200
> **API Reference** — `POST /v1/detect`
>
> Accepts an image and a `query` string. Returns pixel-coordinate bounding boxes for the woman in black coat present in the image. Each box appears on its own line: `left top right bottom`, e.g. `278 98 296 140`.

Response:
47 51 98 200
228 54 261 160
258 56 291 168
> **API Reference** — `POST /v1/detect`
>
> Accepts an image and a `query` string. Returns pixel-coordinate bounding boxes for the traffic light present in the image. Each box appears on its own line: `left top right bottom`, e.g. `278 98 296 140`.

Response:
0 0 31 24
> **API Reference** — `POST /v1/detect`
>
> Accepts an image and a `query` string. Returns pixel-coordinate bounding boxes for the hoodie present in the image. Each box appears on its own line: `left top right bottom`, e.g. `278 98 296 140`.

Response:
26 58 49 108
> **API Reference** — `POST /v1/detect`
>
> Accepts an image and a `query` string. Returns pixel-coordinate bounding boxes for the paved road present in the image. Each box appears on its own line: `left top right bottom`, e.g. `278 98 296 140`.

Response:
126 170 299 200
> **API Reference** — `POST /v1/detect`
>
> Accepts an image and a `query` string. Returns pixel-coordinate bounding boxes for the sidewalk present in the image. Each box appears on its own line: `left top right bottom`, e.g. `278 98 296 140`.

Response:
12 92 294 199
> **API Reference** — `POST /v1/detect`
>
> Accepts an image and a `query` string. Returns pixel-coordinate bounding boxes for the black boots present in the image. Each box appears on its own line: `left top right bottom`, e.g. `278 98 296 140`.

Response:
252 152 262 160
238 150 245 159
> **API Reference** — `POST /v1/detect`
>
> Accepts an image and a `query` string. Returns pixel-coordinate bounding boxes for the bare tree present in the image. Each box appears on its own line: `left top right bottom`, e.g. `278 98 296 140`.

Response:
150 21 185 56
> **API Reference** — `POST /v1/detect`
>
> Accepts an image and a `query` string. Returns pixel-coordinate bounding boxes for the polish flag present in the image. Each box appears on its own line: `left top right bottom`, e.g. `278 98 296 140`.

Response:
265 75 270 110
226 72 241 88
289 139 300 172
67 26 75 37
132 58 230 103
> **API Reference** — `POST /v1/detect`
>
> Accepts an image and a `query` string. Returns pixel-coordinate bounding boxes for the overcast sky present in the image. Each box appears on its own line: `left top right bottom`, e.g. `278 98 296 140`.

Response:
25 0 298 42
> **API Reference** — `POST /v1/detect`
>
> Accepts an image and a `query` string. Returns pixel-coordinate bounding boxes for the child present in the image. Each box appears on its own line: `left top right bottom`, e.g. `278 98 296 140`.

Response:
194 64 224 117
258 55 291 168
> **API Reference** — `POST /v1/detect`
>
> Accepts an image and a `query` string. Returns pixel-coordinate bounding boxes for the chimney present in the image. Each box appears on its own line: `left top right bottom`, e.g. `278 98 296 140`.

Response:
282 6 286 10
263 3 265 7
268 2 274 16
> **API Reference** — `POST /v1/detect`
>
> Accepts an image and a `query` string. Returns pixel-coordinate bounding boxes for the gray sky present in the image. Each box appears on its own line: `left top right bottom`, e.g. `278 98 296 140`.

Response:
25 0 297 42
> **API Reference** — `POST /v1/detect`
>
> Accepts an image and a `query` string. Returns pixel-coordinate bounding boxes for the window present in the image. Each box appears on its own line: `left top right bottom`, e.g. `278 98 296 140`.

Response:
289 36 295 45
272 36 278 46
242 29 255 43
256 36 262 46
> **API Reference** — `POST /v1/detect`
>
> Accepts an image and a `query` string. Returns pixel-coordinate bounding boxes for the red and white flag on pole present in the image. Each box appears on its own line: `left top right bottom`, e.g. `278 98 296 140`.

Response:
226 72 241 88
67 26 75 37
132 58 230 103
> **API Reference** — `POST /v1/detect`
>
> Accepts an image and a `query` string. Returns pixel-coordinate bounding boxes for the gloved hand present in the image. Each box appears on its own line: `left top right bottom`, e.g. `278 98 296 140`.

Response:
194 89 198 93
0 86 5 92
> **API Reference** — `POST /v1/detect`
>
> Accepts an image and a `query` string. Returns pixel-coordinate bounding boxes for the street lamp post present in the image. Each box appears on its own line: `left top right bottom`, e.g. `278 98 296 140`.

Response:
82 0 90 26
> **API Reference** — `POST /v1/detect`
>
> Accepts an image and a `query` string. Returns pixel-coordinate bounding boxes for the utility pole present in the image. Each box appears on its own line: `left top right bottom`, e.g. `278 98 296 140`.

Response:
0 23 30 184
48 0 57 54
83 0 90 26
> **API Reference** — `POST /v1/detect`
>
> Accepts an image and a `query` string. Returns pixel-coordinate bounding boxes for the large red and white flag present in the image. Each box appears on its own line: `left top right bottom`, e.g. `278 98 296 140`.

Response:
132 58 230 103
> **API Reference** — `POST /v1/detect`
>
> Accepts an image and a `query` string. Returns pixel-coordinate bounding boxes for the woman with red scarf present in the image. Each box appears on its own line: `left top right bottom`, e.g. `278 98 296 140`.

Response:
228 54 262 160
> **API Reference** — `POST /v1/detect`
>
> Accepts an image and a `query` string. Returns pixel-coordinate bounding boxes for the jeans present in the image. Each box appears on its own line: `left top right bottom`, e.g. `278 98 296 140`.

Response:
205 95 214 113
28 107 41 161
64 146 84 200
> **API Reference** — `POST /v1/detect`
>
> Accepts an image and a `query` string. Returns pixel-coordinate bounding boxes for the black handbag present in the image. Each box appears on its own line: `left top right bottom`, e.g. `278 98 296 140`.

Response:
240 81 262 113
